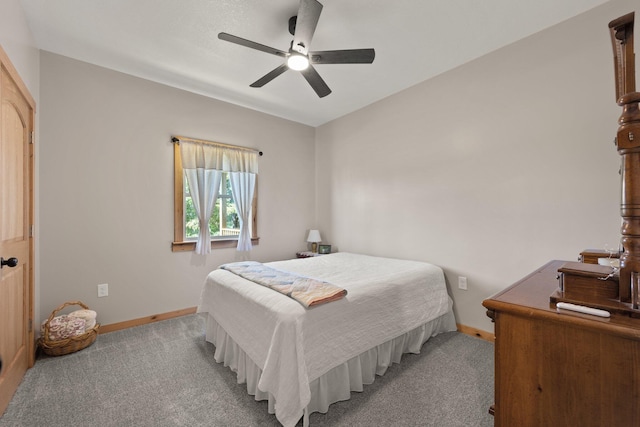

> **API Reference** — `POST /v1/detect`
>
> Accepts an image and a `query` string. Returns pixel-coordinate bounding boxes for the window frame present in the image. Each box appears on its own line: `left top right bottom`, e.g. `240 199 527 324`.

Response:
171 141 259 252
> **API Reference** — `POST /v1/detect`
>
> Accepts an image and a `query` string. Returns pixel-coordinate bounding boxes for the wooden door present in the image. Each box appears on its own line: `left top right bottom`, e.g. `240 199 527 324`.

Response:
0 46 35 415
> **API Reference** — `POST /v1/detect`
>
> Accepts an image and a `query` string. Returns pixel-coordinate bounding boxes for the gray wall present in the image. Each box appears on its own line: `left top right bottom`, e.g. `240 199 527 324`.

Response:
315 0 635 332
38 53 316 325
0 0 39 97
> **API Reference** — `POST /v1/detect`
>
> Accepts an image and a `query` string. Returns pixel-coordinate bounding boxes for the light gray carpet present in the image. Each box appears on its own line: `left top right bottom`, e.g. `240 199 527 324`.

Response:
0 314 494 426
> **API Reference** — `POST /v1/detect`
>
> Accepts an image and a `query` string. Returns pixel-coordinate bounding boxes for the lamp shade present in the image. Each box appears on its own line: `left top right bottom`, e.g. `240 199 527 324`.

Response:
307 229 322 243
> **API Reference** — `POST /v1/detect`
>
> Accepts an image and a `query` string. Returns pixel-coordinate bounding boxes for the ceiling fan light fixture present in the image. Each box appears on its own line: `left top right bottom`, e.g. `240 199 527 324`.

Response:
219 0 375 97
287 54 309 70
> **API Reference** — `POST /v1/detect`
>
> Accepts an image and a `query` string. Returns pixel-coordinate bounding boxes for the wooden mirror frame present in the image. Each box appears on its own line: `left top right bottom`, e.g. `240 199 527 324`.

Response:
610 12 640 302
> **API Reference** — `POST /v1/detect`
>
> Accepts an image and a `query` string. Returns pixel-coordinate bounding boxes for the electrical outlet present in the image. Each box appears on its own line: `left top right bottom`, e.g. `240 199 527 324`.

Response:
458 276 468 291
97 283 109 297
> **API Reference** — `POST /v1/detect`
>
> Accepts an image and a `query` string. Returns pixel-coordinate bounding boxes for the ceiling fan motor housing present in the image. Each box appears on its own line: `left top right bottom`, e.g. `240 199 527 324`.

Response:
288 16 297 36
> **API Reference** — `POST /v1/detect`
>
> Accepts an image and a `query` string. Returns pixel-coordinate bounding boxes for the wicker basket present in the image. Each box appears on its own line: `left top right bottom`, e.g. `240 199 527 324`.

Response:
39 301 100 356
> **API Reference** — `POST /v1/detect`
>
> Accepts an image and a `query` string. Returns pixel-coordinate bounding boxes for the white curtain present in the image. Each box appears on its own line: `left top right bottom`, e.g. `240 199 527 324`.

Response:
180 142 224 255
225 149 258 252
229 172 256 251
180 141 258 254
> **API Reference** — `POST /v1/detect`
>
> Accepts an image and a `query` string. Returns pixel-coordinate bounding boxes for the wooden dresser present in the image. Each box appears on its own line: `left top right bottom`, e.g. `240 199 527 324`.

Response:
483 260 640 427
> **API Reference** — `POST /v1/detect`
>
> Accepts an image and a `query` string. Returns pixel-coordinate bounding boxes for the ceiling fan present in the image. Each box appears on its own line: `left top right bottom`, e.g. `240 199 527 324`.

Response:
218 0 375 98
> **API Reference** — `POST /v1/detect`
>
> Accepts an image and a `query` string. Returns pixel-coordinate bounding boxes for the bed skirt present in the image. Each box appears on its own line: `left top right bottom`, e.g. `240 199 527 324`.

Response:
204 309 456 425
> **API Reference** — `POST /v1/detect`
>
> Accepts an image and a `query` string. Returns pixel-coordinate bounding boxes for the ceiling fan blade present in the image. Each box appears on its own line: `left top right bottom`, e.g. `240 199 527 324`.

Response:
219 32 288 58
300 65 331 98
292 0 323 55
250 64 289 88
310 48 375 64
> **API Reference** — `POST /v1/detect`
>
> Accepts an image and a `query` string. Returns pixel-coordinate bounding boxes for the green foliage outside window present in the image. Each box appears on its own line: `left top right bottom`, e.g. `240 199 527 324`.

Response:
184 173 240 239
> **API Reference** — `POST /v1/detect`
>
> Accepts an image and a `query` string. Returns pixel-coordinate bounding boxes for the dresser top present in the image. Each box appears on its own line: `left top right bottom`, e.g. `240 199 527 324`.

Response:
483 260 640 339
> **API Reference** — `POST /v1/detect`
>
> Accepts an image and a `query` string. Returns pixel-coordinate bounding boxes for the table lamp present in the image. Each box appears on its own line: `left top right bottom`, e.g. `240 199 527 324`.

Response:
307 230 322 253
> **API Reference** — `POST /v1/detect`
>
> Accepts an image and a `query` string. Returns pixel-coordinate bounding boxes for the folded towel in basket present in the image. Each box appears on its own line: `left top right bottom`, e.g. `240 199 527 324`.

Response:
69 309 97 330
41 315 86 341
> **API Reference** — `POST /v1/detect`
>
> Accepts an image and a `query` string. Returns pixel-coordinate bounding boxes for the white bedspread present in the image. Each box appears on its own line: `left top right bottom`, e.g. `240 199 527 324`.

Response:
198 253 453 427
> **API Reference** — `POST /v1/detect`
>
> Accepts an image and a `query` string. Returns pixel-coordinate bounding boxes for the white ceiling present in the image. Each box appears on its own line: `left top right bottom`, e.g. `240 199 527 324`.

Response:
20 0 608 126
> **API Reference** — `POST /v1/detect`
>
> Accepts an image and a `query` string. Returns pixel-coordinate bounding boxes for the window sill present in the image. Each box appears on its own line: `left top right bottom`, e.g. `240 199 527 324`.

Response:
171 237 260 252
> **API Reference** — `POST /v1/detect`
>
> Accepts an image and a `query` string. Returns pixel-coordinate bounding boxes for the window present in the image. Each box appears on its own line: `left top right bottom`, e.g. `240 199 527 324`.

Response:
172 138 259 252
184 173 241 239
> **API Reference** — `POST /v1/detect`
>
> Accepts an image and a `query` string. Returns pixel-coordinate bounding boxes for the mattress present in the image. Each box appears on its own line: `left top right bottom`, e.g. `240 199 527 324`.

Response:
198 252 456 426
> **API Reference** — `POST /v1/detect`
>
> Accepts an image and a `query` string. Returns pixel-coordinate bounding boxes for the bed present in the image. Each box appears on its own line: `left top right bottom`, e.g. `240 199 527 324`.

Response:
197 252 457 426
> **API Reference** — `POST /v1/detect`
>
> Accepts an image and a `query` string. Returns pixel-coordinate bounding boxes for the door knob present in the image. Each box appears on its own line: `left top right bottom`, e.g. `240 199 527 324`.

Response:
0 257 18 268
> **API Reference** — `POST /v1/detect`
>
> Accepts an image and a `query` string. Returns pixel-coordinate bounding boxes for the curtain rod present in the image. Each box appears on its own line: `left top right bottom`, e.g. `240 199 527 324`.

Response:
171 136 263 156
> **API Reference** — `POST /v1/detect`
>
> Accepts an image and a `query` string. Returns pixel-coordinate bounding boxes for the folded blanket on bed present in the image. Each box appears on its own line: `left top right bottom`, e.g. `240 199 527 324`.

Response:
220 261 347 308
